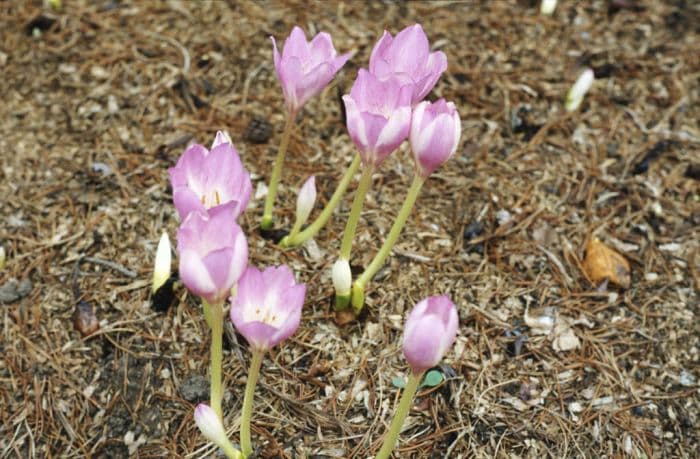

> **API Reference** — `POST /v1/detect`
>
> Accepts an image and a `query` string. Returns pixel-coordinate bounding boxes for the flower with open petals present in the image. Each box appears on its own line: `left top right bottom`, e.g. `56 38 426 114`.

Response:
402 295 458 374
343 69 412 167
272 26 352 114
169 131 252 220
410 99 461 178
230 265 306 352
369 24 447 105
177 203 248 304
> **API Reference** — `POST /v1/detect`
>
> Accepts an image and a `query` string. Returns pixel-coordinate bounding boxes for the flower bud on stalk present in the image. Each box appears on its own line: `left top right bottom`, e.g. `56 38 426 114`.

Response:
332 259 352 310
287 176 316 240
376 296 458 459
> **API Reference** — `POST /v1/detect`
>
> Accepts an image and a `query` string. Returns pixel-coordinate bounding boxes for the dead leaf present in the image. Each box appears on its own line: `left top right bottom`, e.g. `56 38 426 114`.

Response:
582 238 631 288
72 301 100 336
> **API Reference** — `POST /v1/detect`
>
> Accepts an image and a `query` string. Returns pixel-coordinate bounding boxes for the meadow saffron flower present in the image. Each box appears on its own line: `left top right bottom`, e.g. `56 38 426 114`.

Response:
369 24 447 105
177 203 248 305
343 69 412 167
169 132 252 220
410 99 461 178
402 295 459 373
229 265 306 352
272 26 352 115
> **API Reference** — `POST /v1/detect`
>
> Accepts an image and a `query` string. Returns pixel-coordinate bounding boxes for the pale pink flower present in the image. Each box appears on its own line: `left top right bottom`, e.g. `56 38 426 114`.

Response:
177 203 248 304
169 131 252 220
343 69 412 167
369 24 447 105
272 26 352 114
410 99 461 178
229 265 306 352
403 295 458 374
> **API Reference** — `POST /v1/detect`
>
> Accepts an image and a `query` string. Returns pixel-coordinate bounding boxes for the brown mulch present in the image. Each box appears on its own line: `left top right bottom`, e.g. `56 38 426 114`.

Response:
1 1 698 458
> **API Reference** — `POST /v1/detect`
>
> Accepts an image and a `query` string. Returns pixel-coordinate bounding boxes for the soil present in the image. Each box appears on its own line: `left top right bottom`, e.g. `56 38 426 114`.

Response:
1 1 698 458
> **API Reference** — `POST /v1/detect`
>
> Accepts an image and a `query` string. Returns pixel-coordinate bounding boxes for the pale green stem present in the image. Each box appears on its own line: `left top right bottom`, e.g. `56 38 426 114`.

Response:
375 372 423 459
202 299 212 329
352 174 425 313
280 154 361 248
209 301 224 421
240 350 264 457
262 112 295 230
339 164 374 260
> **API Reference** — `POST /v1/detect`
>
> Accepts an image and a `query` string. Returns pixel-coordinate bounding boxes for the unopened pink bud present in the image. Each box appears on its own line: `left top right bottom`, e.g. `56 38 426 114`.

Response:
402 295 458 374
410 99 461 178
295 176 316 227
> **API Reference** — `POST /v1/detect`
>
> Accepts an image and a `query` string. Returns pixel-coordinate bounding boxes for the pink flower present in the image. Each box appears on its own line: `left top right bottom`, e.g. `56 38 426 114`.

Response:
369 24 447 105
177 203 248 304
169 131 252 220
272 26 352 114
343 69 412 167
410 99 461 178
402 295 458 374
230 265 306 352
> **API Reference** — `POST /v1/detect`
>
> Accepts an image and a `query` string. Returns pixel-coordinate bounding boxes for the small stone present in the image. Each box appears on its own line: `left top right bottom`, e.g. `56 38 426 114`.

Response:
244 117 272 144
179 374 209 402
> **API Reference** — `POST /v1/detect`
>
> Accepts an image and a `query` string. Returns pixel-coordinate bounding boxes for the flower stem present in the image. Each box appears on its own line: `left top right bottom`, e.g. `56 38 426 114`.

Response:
375 372 423 459
262 112 295 230
280 154 361 248
351 174 424 313
240 350 264 457
339 164 374 260
221 441 244 459
209 301 224 421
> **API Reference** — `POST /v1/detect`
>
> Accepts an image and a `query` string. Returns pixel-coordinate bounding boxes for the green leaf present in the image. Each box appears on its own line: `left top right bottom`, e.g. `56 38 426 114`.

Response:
392 376 406 388
421 370 444 388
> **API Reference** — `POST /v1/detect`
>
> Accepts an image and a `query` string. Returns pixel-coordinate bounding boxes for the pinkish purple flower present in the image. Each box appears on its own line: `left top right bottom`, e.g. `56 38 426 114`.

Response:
369 24 447 105
169 131 252 220
272 26 352 115
410 99 461 178
402 295 458 374
177 203 248 304
229 265 306 352
343 69 412 167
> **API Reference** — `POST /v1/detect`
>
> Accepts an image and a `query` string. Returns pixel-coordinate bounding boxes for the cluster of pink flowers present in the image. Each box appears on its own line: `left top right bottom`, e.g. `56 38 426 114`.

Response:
160 23 462 458
169 131 306 350
344 24 461 175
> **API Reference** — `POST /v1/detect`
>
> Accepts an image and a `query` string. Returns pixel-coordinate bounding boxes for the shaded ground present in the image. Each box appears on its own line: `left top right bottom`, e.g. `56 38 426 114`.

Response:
1 1 698 458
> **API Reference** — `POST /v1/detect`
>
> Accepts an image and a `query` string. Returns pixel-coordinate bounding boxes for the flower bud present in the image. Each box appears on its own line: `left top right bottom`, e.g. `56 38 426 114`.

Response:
403 295 458 374
540 0 557 15
193 404 242 458
410 99 461 178
152 232 171 294
295 176 316 227
331 259 352 296
565 68 594 112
